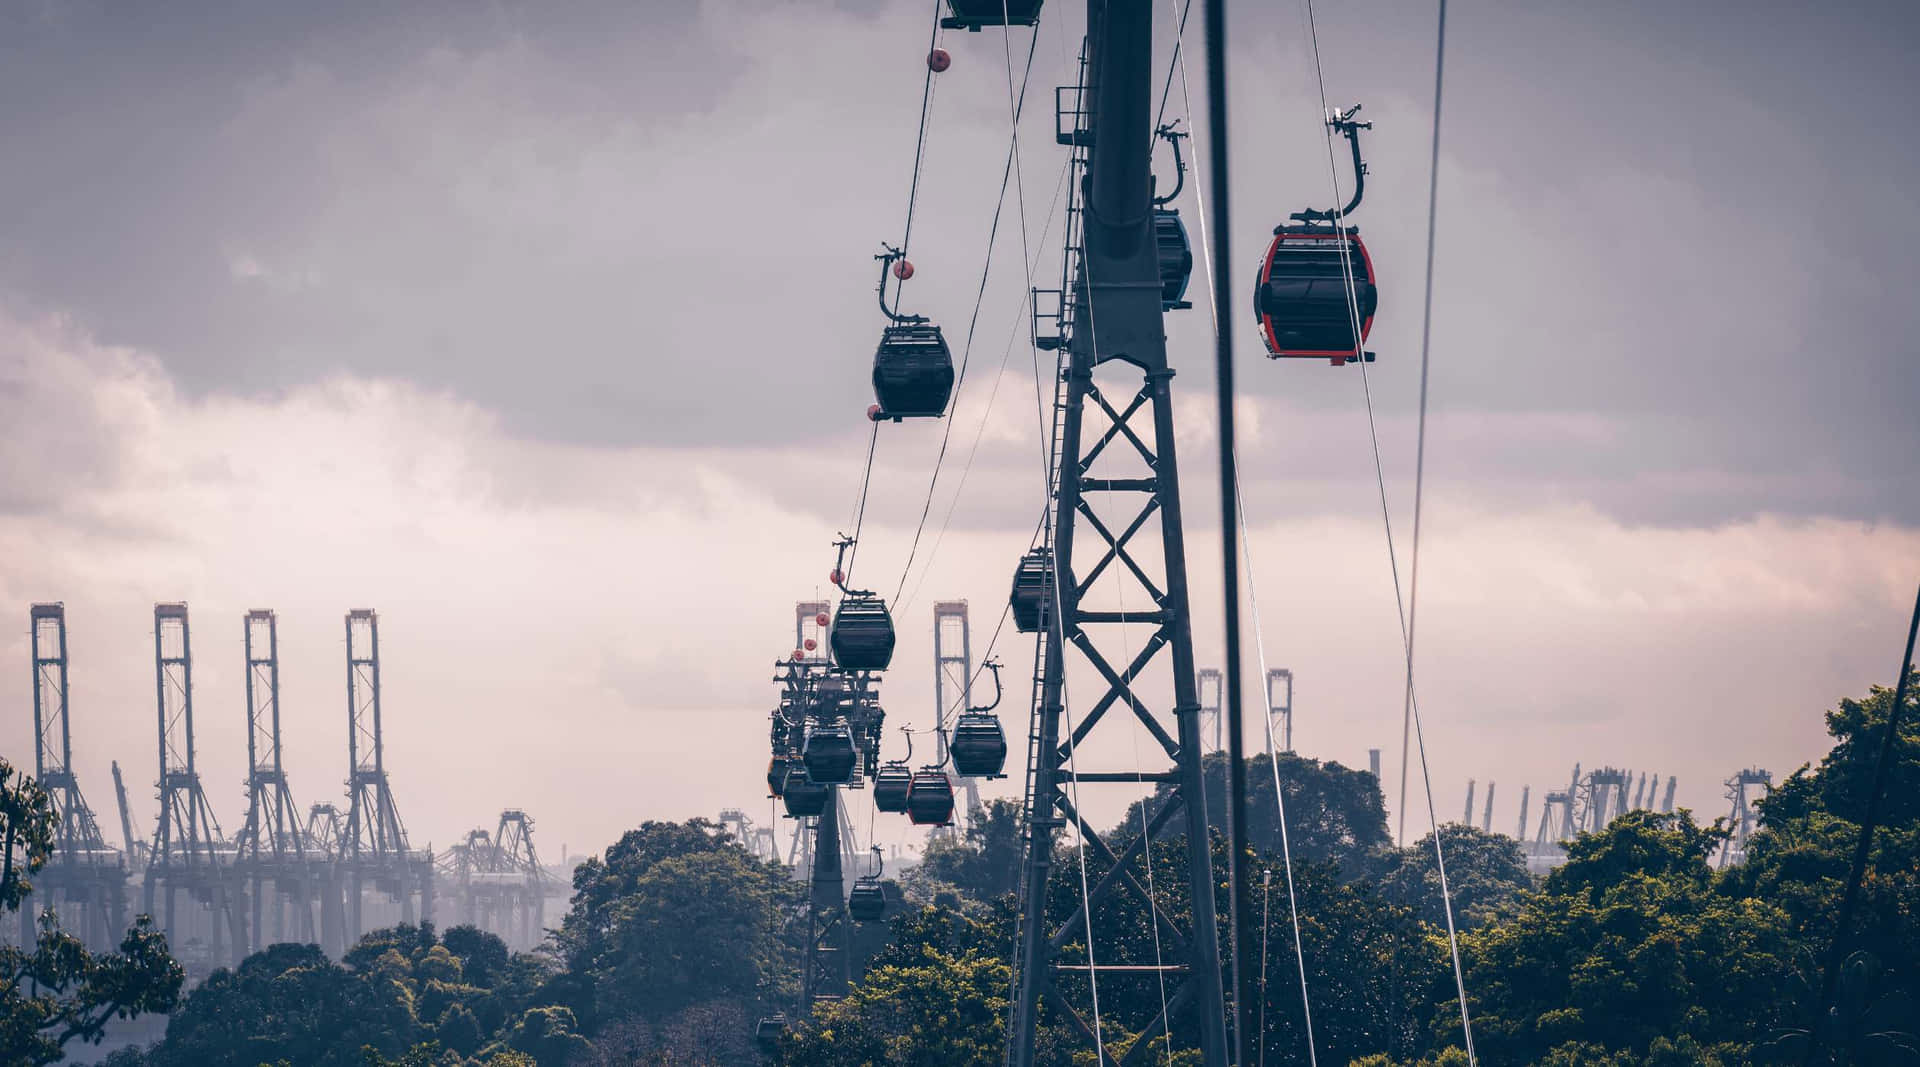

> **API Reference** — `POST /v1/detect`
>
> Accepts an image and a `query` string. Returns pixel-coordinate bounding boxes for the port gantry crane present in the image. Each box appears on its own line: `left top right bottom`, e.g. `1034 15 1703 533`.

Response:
231 609 323 953
145 602 246 968
1004 0 1230 1061
22 603 127 952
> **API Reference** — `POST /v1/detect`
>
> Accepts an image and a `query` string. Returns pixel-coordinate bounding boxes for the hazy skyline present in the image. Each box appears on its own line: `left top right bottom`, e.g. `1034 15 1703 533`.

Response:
3 0 1916 861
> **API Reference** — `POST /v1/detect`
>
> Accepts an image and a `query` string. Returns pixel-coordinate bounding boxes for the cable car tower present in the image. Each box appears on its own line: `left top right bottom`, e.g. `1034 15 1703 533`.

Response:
23 603 126 952
341 609 432 941
232 609 318 952
933 601 983 829
145 602 244 967
1007 1 1229 1060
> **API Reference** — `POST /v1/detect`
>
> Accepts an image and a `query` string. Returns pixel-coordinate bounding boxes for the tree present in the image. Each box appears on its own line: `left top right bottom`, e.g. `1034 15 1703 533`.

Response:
777 947 1010 1066
1 757 184 1066
1115 752 1392 878
549 820 795 1035
1460 810 1795 1064
910 799 1026 902
1377 824 1533 930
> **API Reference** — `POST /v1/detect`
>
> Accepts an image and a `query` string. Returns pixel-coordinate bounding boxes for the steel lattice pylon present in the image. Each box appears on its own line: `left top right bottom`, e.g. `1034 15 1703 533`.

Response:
22 603 126 951
1006 1 1229 1061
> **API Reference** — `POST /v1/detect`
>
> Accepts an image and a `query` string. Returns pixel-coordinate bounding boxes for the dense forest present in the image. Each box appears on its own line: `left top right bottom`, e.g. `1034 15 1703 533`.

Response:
3 676 1915 1066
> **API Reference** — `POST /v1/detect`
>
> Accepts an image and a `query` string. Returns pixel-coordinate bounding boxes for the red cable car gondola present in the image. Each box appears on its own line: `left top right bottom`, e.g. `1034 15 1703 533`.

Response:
1256 105 1379 366
906 768 955 826
941 0 1042 30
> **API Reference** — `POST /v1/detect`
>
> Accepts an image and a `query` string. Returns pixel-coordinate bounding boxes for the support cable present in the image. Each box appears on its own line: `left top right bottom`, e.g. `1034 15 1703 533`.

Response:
893 22 1045 609
1200 0 1257 1059
1804 584 1920 1065
1175 0 1319 1056
1301 0 1476 1058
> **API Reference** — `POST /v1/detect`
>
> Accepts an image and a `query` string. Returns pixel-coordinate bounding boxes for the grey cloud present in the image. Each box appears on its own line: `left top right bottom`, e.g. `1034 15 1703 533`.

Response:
1 0 1916 528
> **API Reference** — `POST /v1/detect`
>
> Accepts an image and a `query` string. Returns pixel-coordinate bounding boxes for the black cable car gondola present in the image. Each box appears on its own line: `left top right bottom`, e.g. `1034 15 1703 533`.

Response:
1009 548 1055 633
872 762 912 813
803 724 858 785
768 753 795 798
949 660 1008 778
848 876 886 922
754 1015 787 1052
850 847 888 922
831 594 896 671
1257 106 1379 365
950 712 1007 779
870 245 953 420
941 0 1042 30
782 769 829 818
1150 125 1193 311
1154 210 1193 311
906 768 956 826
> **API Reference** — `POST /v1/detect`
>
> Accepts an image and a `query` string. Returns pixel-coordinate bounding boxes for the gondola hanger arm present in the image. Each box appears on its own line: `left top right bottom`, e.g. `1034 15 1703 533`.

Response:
969 659 1004 714
1292 103 1373 223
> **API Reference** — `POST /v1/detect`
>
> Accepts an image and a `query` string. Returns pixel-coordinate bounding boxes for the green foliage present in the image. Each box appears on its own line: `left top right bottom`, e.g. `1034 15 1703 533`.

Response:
1 759 57 909
143 924 543 1067
1 914 185 1065
1462 810 1796 1064
1117 751 1392 878
550 819 796 1033
1 757 184 1065
910 799 1026 902
1377 823 1532 929
777 947 1009 1065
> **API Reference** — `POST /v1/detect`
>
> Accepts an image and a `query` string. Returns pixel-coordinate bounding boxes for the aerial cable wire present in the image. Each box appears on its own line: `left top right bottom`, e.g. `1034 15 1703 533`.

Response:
1804 584 1920 1066
896 0 950 273
899 154 1075 616
1199 0 1259 1058
1174 0 1319 1056
1302 0 1476 1058
892 22 1045 609
1038 12 1106 1050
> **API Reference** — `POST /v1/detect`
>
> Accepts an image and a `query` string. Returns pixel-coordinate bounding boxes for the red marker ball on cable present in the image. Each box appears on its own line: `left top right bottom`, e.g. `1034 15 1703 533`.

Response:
892 259 914 280
927 48 951 73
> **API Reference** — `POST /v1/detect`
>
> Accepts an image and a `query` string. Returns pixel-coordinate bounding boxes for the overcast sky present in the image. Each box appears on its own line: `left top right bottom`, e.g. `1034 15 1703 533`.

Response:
3 0 1916 865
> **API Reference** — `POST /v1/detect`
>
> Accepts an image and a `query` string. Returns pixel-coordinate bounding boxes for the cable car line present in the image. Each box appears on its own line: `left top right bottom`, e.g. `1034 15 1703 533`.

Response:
1301 0 1476 1058
889 23 1043 607
1165 0 1323 1053
896 0 952 277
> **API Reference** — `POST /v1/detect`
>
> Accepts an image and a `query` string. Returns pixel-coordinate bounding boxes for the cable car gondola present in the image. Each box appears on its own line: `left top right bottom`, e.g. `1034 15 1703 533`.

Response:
831 594 896 671
950 712 1007 778
1009 548 1055 633
1155 210 1193 311
873 323 954 420
850 847 888 922
782 769 829 819
849 876 887 922
949 660 1007 778
1256 105 1379 366
768 753 795 798
1146 125 1193 312
755 1015 787 1052
906 768 956 826
803 724 858 785
941 0 1042 30
870 245 954 421
872 762 912 813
